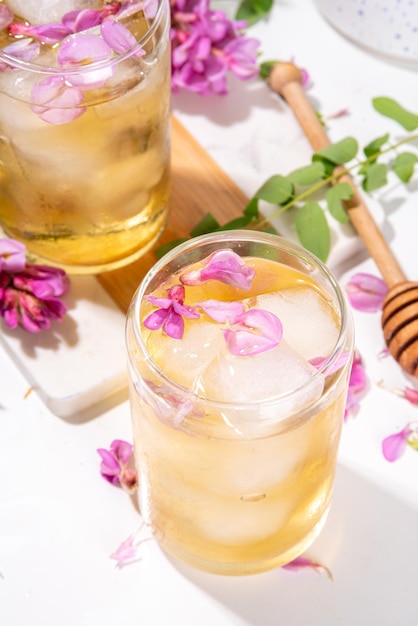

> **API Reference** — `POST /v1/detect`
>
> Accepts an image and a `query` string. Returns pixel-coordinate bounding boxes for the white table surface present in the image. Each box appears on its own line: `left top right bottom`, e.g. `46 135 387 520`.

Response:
2 1 418 624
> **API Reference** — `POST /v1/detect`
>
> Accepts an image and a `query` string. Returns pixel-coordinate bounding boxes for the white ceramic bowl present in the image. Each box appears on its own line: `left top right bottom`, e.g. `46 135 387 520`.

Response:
313 0 418 67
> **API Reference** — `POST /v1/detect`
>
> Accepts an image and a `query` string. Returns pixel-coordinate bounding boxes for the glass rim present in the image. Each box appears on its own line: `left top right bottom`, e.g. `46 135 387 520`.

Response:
0 0 166 75
129 230 354 412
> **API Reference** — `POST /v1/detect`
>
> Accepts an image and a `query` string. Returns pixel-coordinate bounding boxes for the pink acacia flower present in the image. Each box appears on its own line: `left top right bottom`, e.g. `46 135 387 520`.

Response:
170 0 260 95
97 439 138 493
8 3 122 45
223 309 282 356
6 4 143 125
143 284 200 339
180 249 255 290
0 240 70 333
346 272 388 312
198 298 283 355
381 424 417 462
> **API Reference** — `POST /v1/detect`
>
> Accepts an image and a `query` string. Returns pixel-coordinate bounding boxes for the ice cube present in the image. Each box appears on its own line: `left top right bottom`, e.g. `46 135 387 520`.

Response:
7 0 98 25
188 492 295 546
200 339 324 432
255 288 339 360
146 322 225 391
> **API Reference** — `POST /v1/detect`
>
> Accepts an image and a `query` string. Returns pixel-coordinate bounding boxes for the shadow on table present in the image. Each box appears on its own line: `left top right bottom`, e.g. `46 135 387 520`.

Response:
168 463 418 626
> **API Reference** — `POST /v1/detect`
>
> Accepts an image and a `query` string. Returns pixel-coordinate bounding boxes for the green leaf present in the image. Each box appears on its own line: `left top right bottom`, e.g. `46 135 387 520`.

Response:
251 0 274 14
363 133 390 160
218 215 254 230
372 97 418 131
287 162 326 186
362 162 388 191
243 196 260 218
295 202 331 261
313 137 358 166
235 0 273 25
259 60 279 81
154 238 187 259
392 151 418 182
255 174 293 205
190 213 220 238
325 182 352 223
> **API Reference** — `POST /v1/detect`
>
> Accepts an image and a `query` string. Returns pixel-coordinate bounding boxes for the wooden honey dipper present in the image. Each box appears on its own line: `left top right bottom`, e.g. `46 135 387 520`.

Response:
268 62 418 378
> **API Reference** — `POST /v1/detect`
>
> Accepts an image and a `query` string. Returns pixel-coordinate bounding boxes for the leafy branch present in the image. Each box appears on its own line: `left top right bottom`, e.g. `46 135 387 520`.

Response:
157 97 418 261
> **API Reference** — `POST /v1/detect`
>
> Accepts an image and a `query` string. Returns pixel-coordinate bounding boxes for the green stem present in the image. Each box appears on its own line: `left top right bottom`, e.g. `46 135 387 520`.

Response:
255 131 418 229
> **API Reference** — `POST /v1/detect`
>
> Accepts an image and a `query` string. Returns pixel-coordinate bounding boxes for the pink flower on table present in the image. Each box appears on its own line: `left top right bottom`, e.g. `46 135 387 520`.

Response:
382 425 414 462
143 284 200 339
171 0 260 95
346 272 388 312
282 556 333 580
97 439 138 493
180 249 255 290
403 387 418 405
110 523 154 568
0 243 70 333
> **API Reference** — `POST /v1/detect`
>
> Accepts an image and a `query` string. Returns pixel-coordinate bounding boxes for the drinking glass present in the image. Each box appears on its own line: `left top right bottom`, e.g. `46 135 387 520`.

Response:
126 231 354 575
0 0 171 273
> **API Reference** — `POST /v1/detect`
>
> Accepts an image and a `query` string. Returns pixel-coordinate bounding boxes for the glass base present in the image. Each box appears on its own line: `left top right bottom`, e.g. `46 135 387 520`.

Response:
0 222 167 275
156 505 331 577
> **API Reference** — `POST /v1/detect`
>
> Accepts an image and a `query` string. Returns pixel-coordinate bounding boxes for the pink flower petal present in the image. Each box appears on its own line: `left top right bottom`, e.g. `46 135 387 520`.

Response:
0 4 13 30
57 33 112 66
224 309 283 356
101 18 144 58
0 238 26 272
382 426 412 462
180 249 255 290
110 524 153 568
404 387 418 405
143 307 169 330
110 439 133 465
346 272 388 312
163 309 185 339
2 38 41 63
197 299 245 322
282 556 333 579
62 9 103 32
31 76 85 125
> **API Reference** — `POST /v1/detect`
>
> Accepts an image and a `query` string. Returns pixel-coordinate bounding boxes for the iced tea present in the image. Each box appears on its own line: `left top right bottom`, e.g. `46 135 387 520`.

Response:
0 0 171 273
126 232 354 575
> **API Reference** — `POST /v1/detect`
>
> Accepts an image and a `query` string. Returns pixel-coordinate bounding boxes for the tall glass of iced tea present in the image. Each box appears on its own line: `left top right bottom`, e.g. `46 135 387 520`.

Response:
126 231 354 575
0 0 171 273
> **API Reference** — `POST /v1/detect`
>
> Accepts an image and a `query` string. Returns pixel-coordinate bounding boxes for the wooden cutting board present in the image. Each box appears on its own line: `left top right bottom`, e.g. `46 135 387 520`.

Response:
98 115 249 313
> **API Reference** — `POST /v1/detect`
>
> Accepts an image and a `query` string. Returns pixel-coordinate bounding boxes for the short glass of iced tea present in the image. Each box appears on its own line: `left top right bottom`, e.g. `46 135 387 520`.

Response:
0 0 171 273
126 231 354 575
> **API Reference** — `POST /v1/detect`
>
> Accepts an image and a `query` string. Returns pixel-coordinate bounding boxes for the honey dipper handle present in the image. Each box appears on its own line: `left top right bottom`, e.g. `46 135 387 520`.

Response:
269 62 406 287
